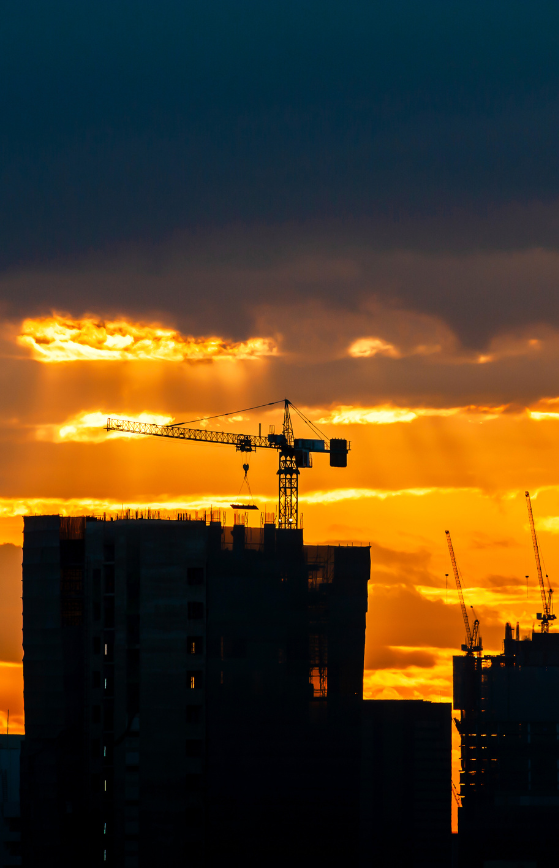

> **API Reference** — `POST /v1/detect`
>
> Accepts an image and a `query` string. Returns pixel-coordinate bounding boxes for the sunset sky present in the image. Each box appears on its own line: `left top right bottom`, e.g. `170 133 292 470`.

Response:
3 6 559 826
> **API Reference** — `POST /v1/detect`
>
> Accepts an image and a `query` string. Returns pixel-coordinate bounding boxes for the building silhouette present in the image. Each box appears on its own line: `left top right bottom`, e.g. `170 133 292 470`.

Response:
21 513 370 868
454 625 559 867
0 734 23 867
360 699 452 868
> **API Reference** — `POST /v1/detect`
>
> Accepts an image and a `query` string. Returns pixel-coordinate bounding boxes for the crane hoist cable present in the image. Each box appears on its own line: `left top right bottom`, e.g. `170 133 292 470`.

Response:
106 399 349 530
445 530 482 656
525 491 556 632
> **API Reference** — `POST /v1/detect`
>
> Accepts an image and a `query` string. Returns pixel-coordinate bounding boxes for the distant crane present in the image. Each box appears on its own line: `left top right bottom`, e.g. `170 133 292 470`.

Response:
452 780 462 808
106 399 349 530
525 491 556 633
445 530 482 655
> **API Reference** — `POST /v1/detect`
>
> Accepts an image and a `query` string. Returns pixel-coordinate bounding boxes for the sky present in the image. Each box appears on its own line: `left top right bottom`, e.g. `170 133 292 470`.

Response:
3 2 559 824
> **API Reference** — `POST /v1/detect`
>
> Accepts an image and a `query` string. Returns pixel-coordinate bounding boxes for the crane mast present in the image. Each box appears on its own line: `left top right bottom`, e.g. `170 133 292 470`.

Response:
106 399 349 530
525 491 555 632
445 530 482 655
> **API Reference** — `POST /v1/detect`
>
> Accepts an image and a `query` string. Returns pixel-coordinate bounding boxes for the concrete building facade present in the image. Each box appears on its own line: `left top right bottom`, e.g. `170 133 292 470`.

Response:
21 514 370 868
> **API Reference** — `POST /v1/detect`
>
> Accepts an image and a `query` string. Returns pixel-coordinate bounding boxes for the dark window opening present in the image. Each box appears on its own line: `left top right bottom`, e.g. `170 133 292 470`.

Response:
93 602 101 621
127 615 140 646
103 543 115 562
92 705 101 723
104 598 115 628
185 739 203 758
104 564 115 594
187 567 204 586
91 738 100 758
92 671 101 688
93 636 101 654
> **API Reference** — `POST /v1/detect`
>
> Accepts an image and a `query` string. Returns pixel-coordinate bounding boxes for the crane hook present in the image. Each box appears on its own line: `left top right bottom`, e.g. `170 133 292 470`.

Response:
243 463 249 476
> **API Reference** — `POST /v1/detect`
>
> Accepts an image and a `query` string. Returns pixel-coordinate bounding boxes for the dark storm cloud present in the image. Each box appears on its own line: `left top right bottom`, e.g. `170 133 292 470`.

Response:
2 2 559 346
3 1 559 259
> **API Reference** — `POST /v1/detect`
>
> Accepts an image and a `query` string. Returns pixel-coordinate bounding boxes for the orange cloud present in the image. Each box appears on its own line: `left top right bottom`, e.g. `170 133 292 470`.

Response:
17 315 278 363
315 403 515 426
348 337 402 358
36 410 175 443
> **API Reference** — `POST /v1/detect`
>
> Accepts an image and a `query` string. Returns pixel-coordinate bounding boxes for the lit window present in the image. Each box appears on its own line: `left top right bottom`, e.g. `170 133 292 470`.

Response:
104 745 107 757
190 676 196 689
104 823 106 835
309 667 327 698
104 850 106 862
104 780 107 792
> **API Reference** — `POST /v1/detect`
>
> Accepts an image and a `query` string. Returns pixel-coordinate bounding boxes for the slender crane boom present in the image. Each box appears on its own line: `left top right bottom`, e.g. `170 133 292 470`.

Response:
525 491 556 632
445 530 482 655
106 399 349 530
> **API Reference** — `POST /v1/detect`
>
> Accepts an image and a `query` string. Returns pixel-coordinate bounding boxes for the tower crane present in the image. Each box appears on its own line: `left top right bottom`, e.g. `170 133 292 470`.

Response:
445 531 482 655
106 399 349 530
525 491 556 633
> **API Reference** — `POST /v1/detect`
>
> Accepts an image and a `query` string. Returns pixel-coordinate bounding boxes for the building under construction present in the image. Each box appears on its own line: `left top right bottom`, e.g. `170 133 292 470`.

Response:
454 628 559 867
21 512 370 868
452 493 559 868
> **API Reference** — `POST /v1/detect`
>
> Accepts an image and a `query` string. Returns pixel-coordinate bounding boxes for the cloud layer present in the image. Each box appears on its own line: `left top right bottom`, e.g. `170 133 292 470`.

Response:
17 316 278 363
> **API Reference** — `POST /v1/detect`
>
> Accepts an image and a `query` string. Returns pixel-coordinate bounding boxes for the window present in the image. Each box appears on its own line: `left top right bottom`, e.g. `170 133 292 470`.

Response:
104 598 115 628
186 706 202 724
187 636 203 655
61 597 82 626
185 739 203 757
61 567 83 594
92 671 100 688
93 637 101 654
93 602 101 621
188 671 203 690
309 667 327 698
104 564 115 594
91 738 100 758
92 705 101 723
188 602 204 620
187 567 204 586
103 543 115 562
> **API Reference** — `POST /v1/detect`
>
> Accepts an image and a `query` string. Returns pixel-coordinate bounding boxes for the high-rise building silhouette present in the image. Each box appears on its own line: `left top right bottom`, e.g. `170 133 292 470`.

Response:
454 625 559 867
21 513 370 868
